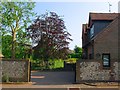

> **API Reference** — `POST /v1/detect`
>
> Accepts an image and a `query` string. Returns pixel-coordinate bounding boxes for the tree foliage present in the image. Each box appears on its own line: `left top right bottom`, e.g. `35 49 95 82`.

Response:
69 45 82 59
27 12 72 61
2 35 31 59
0 2 35 58
74 45 82 54
2 35 12 58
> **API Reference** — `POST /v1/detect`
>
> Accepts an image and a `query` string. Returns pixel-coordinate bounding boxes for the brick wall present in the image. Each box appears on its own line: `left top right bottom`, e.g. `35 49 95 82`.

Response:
1 59 30 82
94 17 118 60
76 60 120 83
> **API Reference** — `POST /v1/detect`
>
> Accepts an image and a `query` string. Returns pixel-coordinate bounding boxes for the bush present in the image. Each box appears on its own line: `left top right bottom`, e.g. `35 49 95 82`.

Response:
31 59 64 70
49 59 64 69
2 74 9 82
64 58 78 63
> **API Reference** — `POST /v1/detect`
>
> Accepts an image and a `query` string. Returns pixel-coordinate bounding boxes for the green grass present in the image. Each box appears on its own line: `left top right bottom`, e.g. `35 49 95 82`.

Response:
31 58 78 70
49 59 64 69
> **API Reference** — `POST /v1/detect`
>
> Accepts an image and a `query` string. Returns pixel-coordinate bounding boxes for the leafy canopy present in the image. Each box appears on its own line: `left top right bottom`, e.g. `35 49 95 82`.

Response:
27 12 72 60
0 2 35 58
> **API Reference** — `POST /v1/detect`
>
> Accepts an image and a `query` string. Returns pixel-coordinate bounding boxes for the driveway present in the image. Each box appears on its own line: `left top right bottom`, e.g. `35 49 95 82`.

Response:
31 71 75 85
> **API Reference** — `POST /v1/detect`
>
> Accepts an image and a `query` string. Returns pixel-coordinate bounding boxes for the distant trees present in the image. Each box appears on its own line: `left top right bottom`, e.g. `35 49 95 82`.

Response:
27 12 72 61
0 2 35 59
69 45 82 59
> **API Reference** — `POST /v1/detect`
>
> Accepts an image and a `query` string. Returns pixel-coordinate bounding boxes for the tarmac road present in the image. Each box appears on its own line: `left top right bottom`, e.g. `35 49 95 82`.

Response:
1 71 120 90
31 71 75 85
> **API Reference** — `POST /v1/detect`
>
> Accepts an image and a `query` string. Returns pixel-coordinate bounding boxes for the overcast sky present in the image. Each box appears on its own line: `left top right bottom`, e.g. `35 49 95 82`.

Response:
33 1 118 50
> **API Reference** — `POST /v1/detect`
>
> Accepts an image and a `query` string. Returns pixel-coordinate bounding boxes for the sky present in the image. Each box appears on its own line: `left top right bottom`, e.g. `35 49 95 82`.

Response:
33 1 118 50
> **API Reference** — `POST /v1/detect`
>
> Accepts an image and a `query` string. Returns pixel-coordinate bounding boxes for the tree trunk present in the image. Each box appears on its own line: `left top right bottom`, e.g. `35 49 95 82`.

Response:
12 31 16 59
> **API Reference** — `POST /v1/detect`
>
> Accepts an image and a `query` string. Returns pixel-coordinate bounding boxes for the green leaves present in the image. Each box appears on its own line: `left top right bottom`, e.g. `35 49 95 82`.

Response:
69 45 82 59
1 2 35 58
2 35 12 58
1 2 35 31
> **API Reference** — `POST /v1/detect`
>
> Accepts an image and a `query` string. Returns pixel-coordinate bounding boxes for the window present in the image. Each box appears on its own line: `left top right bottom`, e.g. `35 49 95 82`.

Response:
102 53 110 67
90 25 94 38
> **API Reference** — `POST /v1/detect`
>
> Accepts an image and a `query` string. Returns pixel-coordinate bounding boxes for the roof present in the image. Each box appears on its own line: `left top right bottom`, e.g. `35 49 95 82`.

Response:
88 13 118 27
90 13 118 20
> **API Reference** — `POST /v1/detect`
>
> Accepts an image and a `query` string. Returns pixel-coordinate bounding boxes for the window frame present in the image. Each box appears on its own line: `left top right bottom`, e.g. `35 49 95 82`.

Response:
102 53 110 67
90 25 94 38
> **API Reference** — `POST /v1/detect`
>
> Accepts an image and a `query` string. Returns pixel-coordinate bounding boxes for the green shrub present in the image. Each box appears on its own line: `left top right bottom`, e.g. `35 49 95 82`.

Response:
2 74 9 82
48 59 64 69
31 59 64 70
64 58 78 63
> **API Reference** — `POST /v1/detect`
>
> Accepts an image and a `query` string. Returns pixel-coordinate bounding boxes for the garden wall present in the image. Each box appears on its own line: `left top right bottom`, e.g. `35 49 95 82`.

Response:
1 59 30 82
76 60 120 83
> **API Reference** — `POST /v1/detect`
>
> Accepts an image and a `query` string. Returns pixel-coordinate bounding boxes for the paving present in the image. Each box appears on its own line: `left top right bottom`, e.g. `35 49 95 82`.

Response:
1 84 120 90
1 82 120 90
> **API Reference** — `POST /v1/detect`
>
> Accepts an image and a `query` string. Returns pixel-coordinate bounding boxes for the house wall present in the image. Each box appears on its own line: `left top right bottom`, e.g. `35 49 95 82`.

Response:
82 47 88 59
80 13 119 83
87 45 92 58
83 20 112 59
1 59 30 82
86 42 94 59
94 18 118 60
79 17 119 82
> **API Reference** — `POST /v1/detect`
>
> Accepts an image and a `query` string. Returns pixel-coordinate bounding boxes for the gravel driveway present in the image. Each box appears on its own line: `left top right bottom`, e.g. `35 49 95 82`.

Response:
31 71 75 85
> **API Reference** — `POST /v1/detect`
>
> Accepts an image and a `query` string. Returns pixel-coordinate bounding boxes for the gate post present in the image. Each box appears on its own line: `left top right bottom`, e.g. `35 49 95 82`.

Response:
74 63 76 83
28 59 31 82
